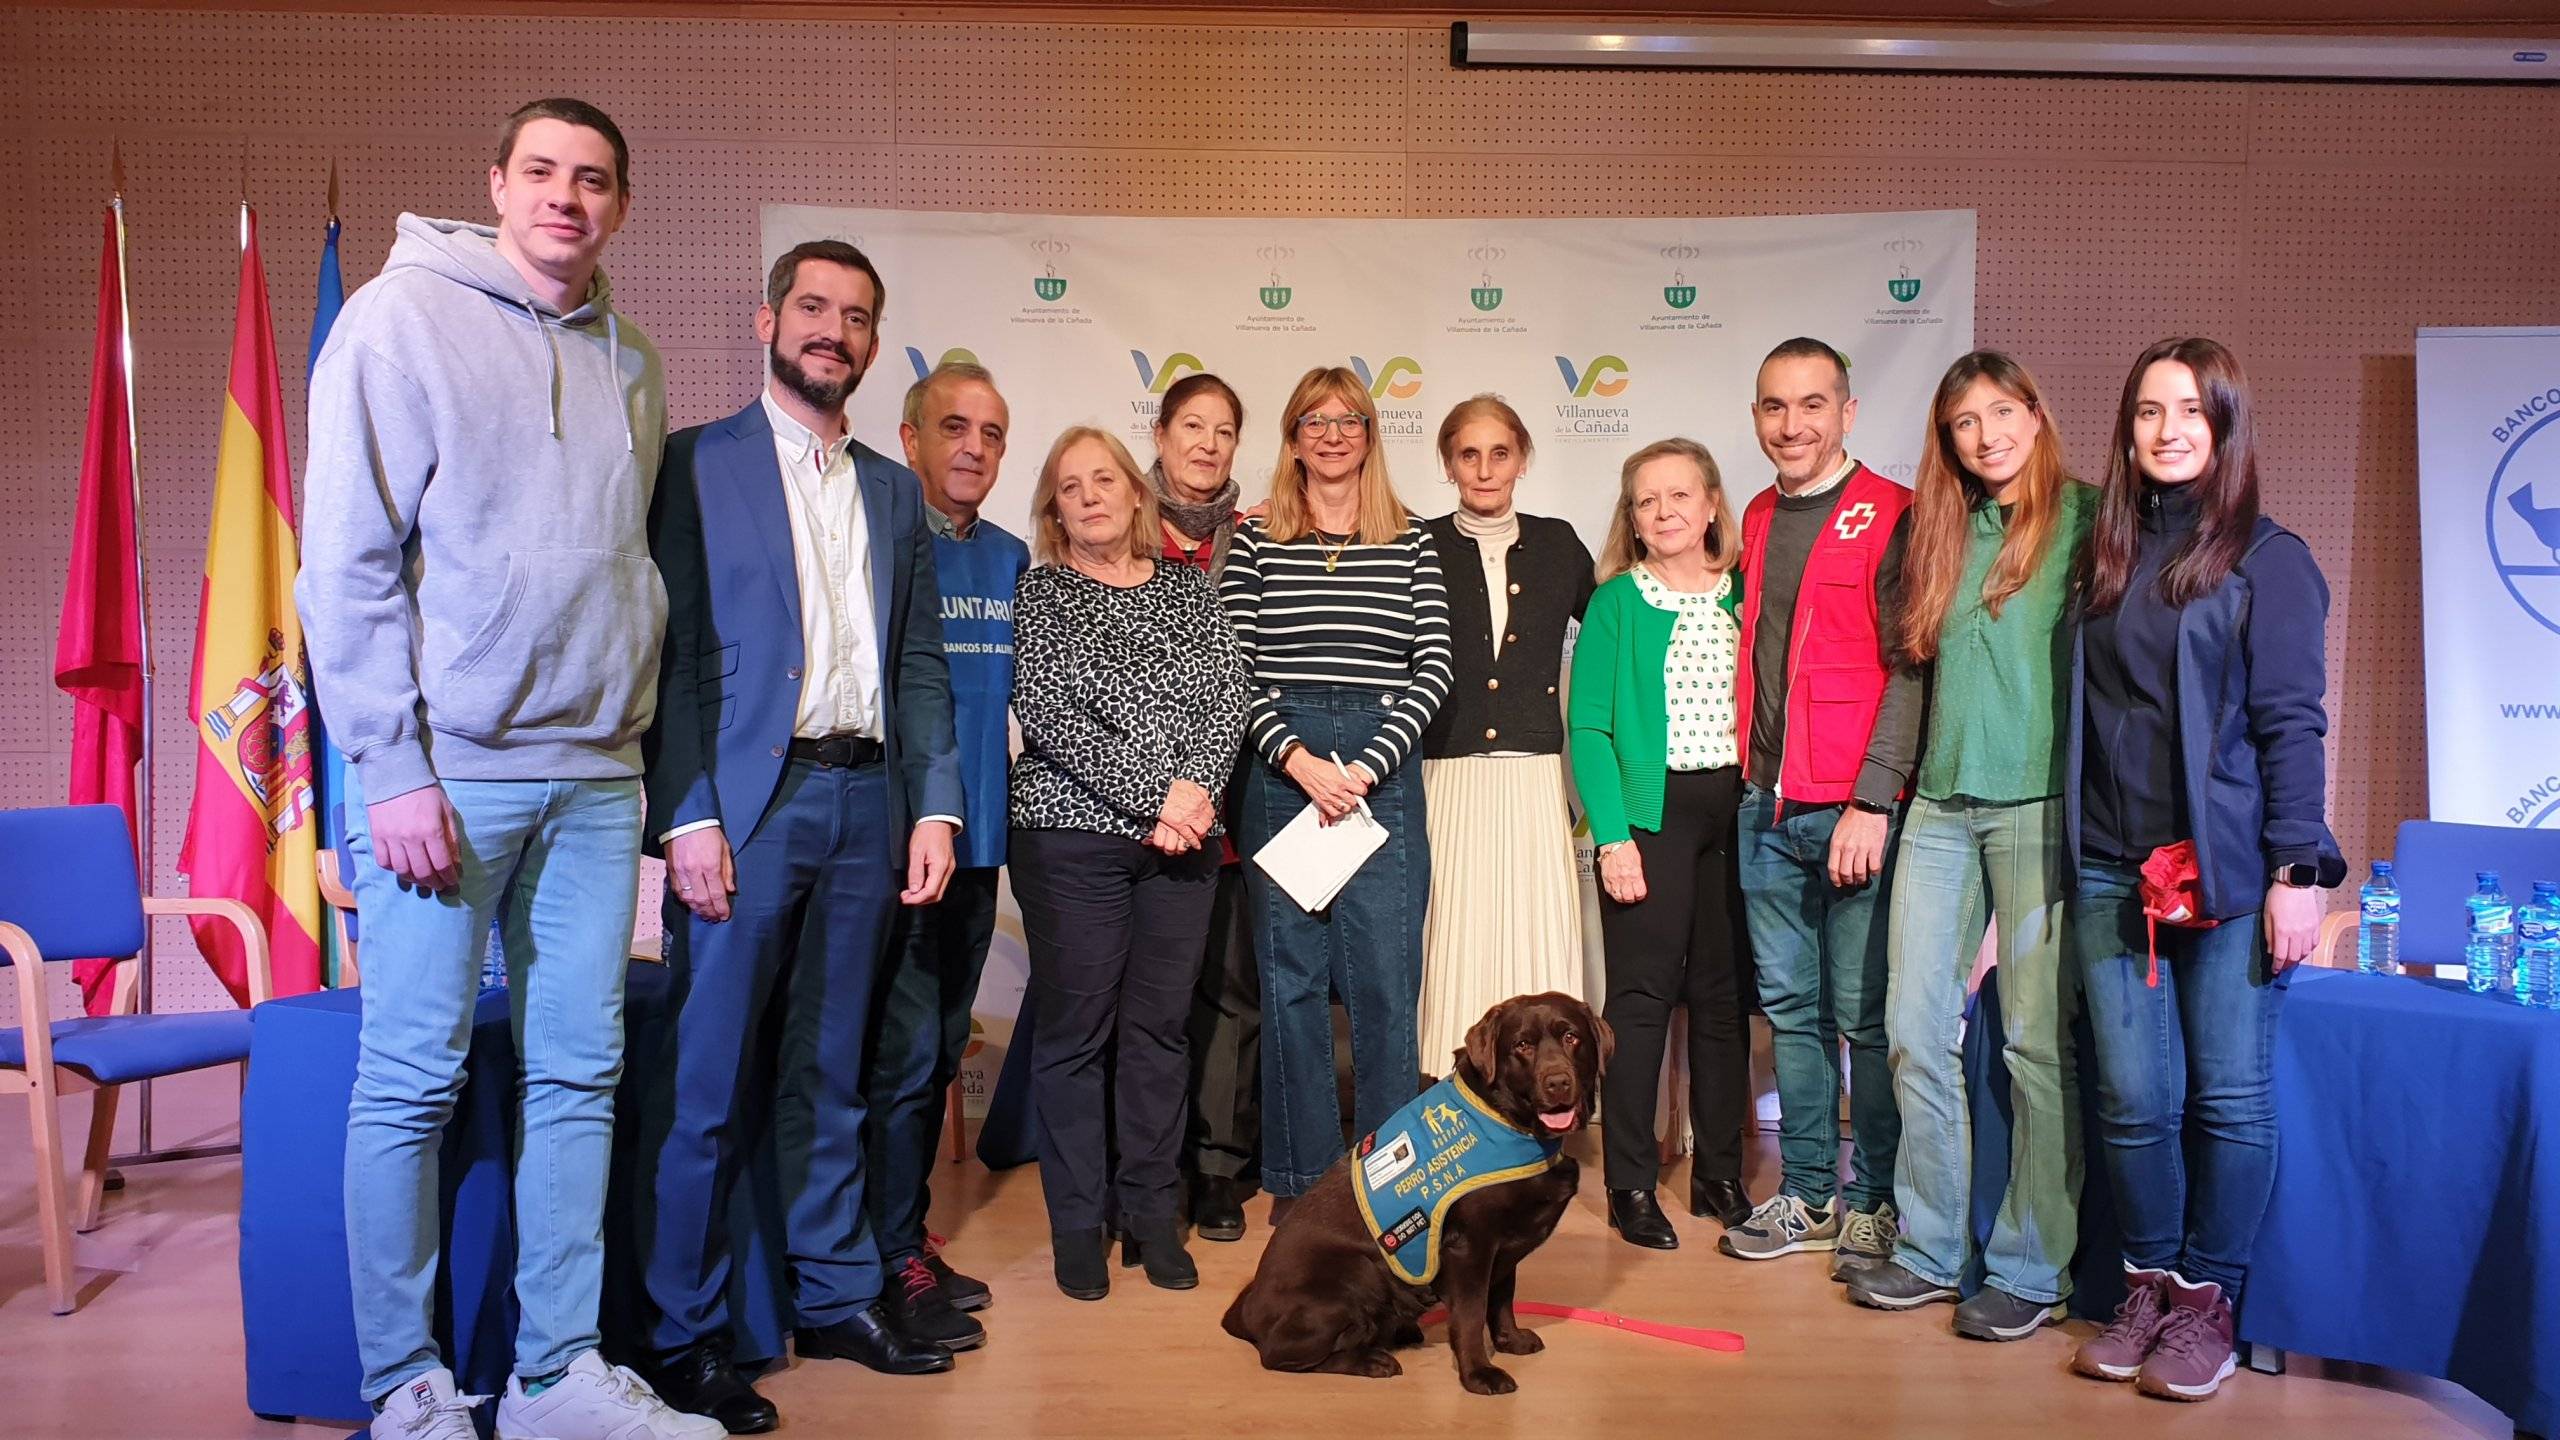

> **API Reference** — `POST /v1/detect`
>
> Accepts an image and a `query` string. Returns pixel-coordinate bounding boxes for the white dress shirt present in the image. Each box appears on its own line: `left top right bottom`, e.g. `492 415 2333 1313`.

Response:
661 388 960 845
766 389 885 742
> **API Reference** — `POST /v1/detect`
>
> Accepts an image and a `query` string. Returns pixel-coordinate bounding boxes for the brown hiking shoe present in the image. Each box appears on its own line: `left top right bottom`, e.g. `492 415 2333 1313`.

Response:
2137 1276 2238 1401
2070 1267 2173 1381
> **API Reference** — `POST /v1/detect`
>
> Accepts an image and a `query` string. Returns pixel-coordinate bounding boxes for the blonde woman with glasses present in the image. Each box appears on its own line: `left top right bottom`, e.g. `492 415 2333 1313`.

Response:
1219 366 1452 1223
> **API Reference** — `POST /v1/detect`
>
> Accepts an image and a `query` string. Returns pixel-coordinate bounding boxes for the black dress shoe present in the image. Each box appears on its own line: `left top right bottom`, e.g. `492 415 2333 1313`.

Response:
924 1237 992 1312
885 1254 987 1352
649 1341 778 1435
1690 1174 1754 1227
1192 1176 1248 1242
1124 1216 1199 1291
794 1302 955 1375
1053 1226 1110 1301
1608 1188 1681 1250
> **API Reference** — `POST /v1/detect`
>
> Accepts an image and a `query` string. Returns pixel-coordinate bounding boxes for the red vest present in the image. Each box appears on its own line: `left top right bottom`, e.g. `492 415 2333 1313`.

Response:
1734 463 1913 805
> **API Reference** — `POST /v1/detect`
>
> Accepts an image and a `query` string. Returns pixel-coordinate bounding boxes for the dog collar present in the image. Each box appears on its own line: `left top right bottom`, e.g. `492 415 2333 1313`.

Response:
1350 1073 1566 1286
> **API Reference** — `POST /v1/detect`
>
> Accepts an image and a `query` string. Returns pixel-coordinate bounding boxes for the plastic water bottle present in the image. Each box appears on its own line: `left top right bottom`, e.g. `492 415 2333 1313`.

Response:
2517 881 2560 1009
2465 870 2517 996
2356 861 2401 975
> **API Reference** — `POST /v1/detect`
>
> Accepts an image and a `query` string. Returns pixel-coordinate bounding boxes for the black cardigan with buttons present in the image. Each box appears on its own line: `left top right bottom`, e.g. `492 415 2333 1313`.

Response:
1420 512 1598 759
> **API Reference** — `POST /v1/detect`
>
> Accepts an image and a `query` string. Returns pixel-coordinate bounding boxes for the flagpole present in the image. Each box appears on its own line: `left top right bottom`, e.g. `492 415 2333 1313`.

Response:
111 150 164 1160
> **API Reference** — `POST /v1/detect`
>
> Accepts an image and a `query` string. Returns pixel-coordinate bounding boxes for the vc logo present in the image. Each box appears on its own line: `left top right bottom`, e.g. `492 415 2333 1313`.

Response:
1349 356 1423 401
1031 236 1070 302
1554 355 1630 399
1130 350 1207 393
904 345 983 381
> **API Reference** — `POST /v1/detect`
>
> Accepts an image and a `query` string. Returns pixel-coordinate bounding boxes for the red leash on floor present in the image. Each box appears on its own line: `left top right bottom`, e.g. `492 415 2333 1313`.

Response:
1417 1302 1746 1353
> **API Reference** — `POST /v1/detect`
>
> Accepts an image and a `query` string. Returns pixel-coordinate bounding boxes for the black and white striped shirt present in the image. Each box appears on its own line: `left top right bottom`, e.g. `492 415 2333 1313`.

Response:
1220 519 1453 779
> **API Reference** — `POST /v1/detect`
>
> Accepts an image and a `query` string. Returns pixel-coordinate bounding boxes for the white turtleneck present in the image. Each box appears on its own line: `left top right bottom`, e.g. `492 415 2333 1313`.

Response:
1454 505 1520 657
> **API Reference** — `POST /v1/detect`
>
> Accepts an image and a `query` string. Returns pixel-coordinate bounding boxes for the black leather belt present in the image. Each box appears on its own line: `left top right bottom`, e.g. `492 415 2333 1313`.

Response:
788 734 884 768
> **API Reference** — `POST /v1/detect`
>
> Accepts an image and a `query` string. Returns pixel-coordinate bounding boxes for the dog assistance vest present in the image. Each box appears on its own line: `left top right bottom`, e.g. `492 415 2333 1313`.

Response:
1350 1074 1564 1285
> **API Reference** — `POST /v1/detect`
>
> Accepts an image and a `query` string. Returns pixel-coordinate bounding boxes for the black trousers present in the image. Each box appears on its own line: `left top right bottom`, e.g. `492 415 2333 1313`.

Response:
1011 827 1220 1231
1182 862 1260 1184
1597 765 1752 1191
861 865 1002 1265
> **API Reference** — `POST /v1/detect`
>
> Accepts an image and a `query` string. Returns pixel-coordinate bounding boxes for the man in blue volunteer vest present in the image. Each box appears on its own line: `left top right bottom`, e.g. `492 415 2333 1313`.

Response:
863 361 1031 1351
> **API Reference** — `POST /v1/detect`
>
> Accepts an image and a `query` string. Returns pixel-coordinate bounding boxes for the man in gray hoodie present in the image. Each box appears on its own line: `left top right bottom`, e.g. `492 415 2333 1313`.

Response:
296 99 718 1440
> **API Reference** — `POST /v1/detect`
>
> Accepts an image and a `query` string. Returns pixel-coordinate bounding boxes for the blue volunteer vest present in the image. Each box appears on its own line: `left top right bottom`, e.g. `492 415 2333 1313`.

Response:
1351 1074 1564 1285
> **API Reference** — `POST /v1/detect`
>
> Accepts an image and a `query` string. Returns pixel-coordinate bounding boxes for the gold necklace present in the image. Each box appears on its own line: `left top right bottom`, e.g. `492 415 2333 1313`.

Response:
1317 528 1353 573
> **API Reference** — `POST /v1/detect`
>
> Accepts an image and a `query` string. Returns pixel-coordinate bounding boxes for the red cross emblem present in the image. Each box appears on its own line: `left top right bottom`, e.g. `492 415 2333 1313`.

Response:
1833 502 1879 541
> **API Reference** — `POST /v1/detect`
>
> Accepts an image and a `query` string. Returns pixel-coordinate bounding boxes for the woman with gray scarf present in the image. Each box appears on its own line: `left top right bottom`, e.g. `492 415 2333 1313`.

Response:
1143 372 1265 1244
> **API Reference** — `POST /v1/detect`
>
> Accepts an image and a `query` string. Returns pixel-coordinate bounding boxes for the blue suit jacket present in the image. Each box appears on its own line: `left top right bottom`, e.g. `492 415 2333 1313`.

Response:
643 398 963 862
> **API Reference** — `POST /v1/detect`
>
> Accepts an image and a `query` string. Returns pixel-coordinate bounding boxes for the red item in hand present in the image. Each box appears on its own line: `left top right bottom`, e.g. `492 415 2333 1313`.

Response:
2138 840 2221 989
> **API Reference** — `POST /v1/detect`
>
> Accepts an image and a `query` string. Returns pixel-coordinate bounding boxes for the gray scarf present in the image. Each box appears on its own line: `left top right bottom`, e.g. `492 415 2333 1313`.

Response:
1147 459 1242 577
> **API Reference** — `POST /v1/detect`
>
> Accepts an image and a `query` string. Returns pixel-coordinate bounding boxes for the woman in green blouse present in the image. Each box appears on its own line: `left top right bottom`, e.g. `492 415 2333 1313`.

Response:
1843 350 2097 1339
1567 437 1755 1252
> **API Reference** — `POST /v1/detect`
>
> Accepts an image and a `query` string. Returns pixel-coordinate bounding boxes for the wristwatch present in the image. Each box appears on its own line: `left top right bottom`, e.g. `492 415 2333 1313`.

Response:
2271 863 2318 888
1849 797 1892 816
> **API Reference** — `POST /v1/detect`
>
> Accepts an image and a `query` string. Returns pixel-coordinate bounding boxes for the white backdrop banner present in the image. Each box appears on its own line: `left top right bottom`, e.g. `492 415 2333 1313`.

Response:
759 205 1976 1101
2418 327 2560 829
763 206 1976 545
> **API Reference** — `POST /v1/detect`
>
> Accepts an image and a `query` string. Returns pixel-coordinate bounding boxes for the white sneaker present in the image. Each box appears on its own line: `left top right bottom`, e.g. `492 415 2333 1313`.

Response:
371 1367 487 1440
493 1350 725 1440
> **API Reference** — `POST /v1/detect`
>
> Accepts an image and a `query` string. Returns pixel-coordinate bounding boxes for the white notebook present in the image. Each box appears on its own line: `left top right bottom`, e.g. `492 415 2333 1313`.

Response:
1252 792 1390 913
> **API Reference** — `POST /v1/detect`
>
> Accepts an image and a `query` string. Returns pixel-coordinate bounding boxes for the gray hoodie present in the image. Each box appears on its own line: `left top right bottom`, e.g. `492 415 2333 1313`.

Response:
296 213 668 803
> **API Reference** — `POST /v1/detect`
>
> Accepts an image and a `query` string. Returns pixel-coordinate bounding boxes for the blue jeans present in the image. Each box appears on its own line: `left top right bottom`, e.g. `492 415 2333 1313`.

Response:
2075 859 2291 1300
1885 795 2079 1302
342 772 643 1401
1241 685 1429 1197
1737 784 1901 1212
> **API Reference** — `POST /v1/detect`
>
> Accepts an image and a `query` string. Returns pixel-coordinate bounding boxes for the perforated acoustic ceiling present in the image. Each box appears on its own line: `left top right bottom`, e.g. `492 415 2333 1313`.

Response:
4 6 2558 1016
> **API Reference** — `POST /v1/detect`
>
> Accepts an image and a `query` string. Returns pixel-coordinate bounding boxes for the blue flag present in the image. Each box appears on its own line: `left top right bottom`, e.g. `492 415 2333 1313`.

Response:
310 219 355 979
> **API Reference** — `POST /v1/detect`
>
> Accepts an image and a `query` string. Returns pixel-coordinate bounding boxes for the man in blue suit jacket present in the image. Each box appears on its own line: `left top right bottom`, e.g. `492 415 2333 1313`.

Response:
637 241 965 1432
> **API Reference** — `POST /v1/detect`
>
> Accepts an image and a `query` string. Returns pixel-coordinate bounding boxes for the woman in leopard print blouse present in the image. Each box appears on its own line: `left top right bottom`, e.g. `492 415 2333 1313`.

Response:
1009 424 1250 1303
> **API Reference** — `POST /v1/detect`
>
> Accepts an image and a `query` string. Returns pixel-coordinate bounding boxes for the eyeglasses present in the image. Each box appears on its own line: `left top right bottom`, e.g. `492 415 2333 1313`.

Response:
1296 412 1371 438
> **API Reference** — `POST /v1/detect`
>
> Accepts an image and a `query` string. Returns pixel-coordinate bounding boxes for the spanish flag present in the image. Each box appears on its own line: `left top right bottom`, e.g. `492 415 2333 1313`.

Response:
177 205 321 1004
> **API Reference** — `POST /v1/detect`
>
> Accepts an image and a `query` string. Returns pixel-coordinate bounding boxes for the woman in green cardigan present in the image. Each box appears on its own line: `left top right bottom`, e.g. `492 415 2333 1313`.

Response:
1568 437 1755 1251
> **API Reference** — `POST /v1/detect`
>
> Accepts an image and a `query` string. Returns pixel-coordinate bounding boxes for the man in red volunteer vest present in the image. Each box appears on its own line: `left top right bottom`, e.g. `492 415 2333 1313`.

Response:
1718 338 1923 1280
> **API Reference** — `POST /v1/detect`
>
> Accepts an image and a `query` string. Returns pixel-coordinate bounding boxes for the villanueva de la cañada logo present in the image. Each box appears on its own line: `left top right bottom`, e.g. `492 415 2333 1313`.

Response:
905 345 983 382
1874 234 1946 331
1127 348 1208 440
1552 354 1632 440
1241 243 1313 334
1663 244 1699 310
1259 243 1294 310
1642 243 1720 334
1351 355 1428 439
1469 243 1505 312
1032 235 1069 302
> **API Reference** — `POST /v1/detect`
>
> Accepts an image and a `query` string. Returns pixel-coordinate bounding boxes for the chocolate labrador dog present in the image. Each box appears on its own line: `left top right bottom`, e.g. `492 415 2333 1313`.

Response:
1223 992 1611 1395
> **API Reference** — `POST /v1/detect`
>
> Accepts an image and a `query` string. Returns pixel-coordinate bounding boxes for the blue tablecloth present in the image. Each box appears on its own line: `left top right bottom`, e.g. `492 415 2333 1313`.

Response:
240 962 810 1425
2241 968 2560 1437
240 985 520 1423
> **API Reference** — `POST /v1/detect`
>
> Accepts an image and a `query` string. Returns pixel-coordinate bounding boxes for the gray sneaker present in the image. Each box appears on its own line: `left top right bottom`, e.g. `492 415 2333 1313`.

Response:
1955 1284 2066 1341
1845 1260 1959 1312
1716 1193 1839 1261
1829 1200 1899 1282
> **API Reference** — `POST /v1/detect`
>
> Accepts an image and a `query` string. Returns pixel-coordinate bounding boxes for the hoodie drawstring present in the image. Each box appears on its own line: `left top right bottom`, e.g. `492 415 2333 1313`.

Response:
519 298 634 452
521 297 560 439
608 312 632 453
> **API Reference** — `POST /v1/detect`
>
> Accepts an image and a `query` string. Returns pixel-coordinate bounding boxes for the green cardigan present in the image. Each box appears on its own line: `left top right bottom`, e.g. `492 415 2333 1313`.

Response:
1567 568 1742 847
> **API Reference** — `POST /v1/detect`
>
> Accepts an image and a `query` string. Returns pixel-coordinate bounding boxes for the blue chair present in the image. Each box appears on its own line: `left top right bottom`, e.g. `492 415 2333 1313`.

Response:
2312 820 2560 974
0 804 271 1314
